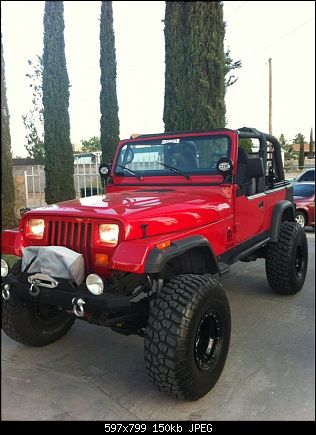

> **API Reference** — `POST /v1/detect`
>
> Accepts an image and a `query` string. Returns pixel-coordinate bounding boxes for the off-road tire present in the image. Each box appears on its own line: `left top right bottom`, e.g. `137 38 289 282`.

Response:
144 274 231 400
265 221 308 295
2 260 75 346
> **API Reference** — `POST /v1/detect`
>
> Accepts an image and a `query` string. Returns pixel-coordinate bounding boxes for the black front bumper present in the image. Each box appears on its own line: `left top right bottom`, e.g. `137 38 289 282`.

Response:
2 272 131 314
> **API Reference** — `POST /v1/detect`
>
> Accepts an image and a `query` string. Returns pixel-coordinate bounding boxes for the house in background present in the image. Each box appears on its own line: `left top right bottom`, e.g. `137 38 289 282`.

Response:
292 142 315 158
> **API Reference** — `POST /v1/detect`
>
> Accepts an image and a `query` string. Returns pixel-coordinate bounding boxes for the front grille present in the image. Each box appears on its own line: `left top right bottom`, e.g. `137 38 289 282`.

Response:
47 220 93 273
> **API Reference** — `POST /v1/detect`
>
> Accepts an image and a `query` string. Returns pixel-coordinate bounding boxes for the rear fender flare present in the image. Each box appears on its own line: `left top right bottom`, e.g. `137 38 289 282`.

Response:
270 200 295 242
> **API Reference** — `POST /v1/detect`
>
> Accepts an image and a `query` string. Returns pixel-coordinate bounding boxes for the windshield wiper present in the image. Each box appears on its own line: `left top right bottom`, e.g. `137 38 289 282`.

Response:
158 162 190 180
116 164 143 180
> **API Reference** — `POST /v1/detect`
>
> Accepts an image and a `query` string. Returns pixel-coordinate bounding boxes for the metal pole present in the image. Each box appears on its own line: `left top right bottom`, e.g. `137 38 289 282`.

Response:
83 163 87 197
31 166 35 207
76 161 80 198
96 159 99 194
38 165 42 205
24 171 29 208
90 160 92 195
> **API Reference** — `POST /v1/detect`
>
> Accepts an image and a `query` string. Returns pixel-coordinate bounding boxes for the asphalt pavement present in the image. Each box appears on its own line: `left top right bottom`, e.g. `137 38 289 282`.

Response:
1 230 314 421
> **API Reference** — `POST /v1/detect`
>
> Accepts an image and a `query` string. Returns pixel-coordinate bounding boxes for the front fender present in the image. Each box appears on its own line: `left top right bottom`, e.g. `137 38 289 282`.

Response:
110 235 219 275
1 228 25 257
110 239 153 273
144 235 219 274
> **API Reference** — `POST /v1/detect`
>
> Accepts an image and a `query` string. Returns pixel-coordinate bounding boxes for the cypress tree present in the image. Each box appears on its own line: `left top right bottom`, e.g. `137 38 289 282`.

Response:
295 133 305 170
308 128 313 158
164 1 227 131
100 1 120 163
42 1 75 204
1 35 16 229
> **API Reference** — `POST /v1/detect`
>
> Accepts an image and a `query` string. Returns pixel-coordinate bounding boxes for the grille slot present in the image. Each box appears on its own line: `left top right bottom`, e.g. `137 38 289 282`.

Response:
47 220 92 273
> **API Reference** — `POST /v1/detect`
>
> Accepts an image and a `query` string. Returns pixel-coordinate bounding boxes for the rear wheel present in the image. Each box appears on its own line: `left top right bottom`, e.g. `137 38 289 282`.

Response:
2 261 75 346
265 221 308 295
144 274 231 400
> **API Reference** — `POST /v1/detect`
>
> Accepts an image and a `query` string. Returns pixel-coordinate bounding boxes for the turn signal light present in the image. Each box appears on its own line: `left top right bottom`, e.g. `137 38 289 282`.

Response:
156 240 171 250
95 253 109 266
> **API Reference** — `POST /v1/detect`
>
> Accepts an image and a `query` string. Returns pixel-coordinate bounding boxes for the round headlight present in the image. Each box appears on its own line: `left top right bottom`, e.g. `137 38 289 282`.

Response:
86 274 104 295
1 259 9 278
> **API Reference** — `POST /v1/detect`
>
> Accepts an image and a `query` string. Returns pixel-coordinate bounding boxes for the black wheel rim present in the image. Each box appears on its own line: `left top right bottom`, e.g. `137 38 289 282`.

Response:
295 240 307 279
194 311 221 371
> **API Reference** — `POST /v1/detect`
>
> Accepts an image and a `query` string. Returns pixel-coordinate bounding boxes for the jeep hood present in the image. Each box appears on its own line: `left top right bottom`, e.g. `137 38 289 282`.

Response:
28 188 231 240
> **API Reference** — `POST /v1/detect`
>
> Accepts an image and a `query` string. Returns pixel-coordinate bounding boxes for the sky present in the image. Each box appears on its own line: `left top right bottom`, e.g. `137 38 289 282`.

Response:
1 1 315 158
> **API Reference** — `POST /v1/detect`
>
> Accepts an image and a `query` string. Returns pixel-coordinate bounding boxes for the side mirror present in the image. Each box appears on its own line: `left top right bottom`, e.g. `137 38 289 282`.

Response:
216 158 234 181
99 163 112 182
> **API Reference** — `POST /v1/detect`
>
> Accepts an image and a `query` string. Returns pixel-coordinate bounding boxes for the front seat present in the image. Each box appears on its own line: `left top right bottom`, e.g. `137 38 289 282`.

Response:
236 147 254 195
165 142 199 169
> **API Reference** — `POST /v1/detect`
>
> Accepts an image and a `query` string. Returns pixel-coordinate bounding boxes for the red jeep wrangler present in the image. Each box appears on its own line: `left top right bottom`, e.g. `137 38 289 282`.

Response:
1 127 308 400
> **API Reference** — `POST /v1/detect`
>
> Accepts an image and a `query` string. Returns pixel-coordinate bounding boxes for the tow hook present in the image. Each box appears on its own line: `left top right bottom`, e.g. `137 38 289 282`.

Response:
29 283 41 297
2 284 10 301
72 297 86 318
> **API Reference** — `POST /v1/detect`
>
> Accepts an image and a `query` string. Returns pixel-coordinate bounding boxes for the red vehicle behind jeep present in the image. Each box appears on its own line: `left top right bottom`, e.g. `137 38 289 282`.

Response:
1 127 308 400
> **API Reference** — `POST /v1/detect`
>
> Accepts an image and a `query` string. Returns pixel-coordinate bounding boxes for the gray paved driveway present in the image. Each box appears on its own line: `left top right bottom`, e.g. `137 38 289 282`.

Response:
1 231 314 421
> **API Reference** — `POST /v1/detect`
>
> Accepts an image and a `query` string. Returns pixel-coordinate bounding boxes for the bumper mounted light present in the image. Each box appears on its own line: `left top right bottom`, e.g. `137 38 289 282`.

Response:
86 274 104 295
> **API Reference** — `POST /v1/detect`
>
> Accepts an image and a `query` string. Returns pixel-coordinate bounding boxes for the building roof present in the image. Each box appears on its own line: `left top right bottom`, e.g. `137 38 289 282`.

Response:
292 142 315 153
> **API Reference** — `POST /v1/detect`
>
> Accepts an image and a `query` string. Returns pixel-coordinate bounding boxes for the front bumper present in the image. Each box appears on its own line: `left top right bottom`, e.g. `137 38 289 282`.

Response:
2 272 131 314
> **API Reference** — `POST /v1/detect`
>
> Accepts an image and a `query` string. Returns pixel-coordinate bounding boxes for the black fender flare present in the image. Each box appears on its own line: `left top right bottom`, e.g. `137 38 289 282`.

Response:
144 235 219 275
270 200 295 242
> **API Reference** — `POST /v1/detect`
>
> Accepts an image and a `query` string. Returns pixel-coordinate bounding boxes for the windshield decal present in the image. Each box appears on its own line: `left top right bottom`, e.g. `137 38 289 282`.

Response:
161 139 180 144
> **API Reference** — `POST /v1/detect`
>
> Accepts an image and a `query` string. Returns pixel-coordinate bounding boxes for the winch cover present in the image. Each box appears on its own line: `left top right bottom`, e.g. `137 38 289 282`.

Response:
22 246 85 285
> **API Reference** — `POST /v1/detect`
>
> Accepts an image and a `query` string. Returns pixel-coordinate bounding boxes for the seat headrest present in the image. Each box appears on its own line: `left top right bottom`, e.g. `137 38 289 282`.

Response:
248 157 264 178
238 147 249 164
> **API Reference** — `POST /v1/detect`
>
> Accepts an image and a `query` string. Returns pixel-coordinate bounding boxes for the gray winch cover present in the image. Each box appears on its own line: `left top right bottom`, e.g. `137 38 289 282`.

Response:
22 246 85 285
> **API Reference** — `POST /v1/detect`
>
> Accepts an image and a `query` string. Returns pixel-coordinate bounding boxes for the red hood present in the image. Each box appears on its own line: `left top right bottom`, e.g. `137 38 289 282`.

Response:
26 187 232 240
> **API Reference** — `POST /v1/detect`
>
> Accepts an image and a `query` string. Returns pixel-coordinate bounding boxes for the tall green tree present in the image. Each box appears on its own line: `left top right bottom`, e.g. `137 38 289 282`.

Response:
308 127 313 158
23 56 45 162
42 1 75 204
100 1 120 163
294 133 305 170
1 35 16 229
163 1 240 132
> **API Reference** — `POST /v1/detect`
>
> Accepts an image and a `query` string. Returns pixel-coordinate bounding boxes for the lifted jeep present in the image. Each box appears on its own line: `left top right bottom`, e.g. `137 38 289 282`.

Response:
1 127 308 400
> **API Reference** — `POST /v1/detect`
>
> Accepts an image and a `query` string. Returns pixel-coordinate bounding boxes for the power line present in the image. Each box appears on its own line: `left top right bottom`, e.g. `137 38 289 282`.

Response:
248 16 315 59
226 1 249 18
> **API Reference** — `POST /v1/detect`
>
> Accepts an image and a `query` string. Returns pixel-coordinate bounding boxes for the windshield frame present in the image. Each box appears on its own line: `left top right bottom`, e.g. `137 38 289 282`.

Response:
113 133 232 183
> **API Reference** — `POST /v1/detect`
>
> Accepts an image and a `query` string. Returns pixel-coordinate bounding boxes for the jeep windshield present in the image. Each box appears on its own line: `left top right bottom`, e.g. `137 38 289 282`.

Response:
114 135 231 179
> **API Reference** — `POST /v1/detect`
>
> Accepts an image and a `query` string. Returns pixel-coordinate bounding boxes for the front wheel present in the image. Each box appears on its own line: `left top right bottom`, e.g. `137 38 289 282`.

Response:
2 261 75 346
144 274 231 400
265 221 308 295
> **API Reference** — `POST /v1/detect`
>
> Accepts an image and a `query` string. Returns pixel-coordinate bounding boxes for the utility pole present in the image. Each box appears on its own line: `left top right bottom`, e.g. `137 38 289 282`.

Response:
268 58 272 135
